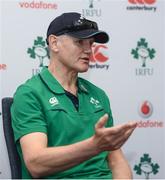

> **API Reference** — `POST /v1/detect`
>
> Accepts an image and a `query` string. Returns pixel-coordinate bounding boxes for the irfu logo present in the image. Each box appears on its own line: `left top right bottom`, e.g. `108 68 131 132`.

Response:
134 154 160 179
89 0 100 8
27 36 49 67
131 38 156 67
89 0 94 8
82 0 101 17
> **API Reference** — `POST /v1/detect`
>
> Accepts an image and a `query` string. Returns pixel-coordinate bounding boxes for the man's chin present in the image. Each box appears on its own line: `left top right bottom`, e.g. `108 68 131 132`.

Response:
79 66 89 73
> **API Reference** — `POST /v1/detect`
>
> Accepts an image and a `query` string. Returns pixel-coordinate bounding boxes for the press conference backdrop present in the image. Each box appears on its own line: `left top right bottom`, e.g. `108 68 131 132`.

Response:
0 0 164 179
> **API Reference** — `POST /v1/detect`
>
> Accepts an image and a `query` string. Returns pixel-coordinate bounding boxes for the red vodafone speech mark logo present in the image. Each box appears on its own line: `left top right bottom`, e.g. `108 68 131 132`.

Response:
139 100 153 118
128 0 156 4
90 44 109 63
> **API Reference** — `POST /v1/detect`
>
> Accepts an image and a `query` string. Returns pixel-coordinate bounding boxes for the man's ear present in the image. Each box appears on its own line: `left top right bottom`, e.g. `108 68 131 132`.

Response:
48 35 59 52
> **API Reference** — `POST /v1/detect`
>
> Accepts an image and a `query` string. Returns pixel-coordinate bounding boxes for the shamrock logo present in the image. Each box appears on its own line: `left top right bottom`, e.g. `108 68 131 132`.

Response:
27 36 49 67
134 153 160 179
131 38 156 67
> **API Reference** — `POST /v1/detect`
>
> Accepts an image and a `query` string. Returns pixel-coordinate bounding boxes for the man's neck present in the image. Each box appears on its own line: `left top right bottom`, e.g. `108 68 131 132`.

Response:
48 62 78 96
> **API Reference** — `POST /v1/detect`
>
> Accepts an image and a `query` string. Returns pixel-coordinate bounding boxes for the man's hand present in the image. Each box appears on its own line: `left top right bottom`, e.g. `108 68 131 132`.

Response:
93 114 137 152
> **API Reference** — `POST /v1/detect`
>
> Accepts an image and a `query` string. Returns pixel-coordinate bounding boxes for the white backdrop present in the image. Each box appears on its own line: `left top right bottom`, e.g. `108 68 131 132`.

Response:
0 0 164 179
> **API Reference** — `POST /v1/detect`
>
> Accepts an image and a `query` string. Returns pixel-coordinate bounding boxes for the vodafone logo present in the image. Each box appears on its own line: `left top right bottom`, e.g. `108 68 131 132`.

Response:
136 100 164 128
89 44 109 70
128 0 156 4
139 100 153 118
19 1 58 10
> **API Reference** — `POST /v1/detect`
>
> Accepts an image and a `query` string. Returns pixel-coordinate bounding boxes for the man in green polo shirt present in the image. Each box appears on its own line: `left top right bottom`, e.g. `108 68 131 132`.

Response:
11 12 137 179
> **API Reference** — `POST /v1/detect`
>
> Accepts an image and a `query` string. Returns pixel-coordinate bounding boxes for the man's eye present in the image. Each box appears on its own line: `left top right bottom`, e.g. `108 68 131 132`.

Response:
76 40 83 44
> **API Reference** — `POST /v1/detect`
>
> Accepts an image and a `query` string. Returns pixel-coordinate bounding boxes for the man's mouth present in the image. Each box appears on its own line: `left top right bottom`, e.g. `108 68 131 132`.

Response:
80 57 89 61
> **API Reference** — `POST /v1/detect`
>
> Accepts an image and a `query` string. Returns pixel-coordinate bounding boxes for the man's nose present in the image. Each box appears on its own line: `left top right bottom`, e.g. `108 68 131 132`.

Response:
83 43 92 54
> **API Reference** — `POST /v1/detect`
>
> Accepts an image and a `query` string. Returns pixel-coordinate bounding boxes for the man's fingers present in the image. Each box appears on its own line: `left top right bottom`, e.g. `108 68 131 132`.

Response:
95 114 109 130
127 121 137 128
116 127 136 148
119 121 137 134
104 121 137 136
94 118 137 151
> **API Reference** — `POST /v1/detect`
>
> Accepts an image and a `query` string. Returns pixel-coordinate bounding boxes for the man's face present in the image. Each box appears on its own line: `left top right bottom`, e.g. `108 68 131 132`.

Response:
55 35 94 73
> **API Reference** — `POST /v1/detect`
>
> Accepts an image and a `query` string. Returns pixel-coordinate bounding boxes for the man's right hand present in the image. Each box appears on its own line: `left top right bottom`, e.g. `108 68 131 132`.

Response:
93 114 137 152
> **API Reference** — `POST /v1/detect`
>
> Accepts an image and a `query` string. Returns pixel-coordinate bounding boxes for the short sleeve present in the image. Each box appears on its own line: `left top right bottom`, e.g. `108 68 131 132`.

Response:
11 85 47 142
102 91 114 128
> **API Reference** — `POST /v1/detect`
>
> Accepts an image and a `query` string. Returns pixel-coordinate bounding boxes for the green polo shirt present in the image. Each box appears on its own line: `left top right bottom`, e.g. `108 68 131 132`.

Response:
11 67 113 179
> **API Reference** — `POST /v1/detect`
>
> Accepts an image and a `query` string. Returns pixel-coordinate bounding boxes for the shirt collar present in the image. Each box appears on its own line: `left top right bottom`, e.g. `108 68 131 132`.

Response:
77 78 89 94
39 67 89 94
39 67 65 94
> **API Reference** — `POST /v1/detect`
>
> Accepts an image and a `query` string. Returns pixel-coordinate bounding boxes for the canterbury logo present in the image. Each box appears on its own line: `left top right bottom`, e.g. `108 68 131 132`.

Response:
49 97 59 106
128 0 156 4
